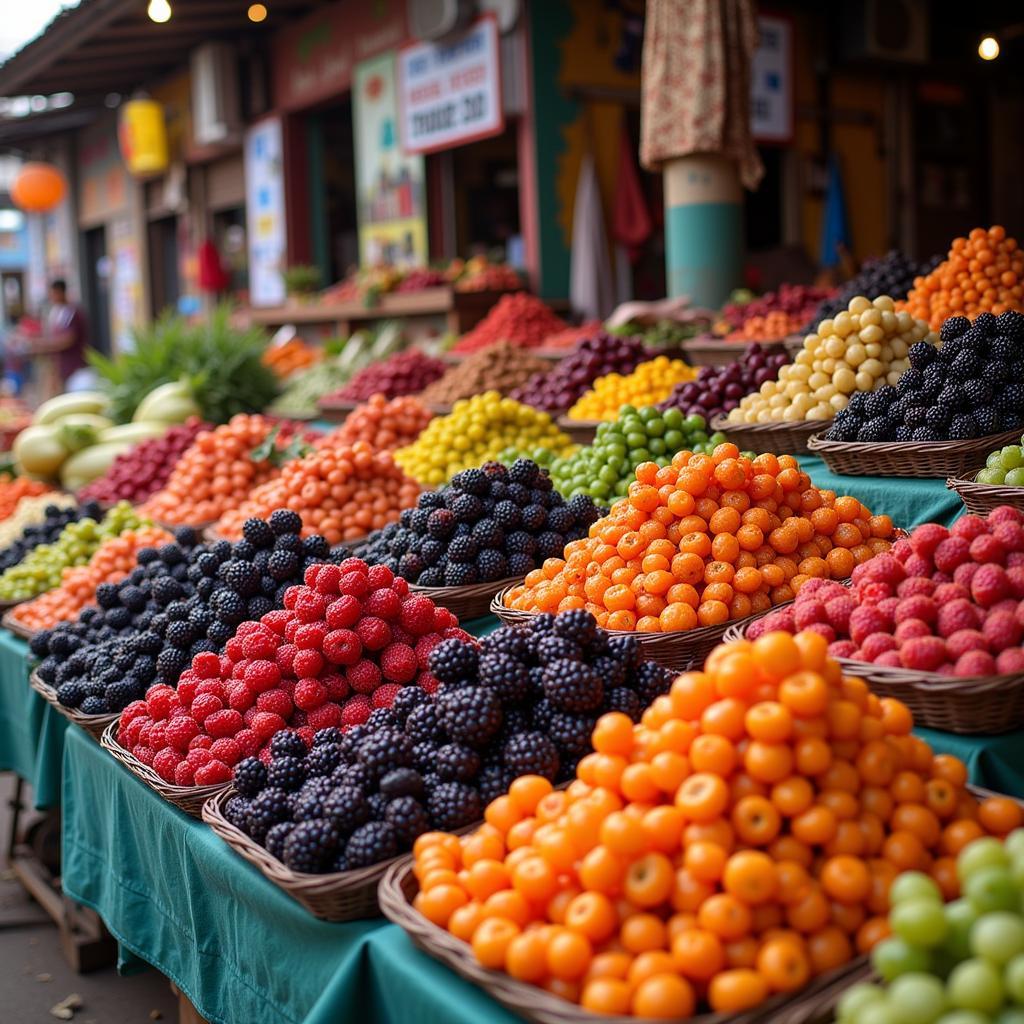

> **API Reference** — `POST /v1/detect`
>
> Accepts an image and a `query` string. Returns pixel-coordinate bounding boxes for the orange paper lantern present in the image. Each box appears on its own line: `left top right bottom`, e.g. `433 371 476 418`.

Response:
11 162 67 213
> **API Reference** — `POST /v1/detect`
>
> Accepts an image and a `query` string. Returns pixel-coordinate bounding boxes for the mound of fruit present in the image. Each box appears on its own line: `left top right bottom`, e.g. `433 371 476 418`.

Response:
978 440 1024 487
214 441 420 547
827 311 1024 442
451 257 521 292
505 445 896 631
451 293 566 354
327 349 447 403
727 296 934 426
567 356 698 422
534 321 604 353
718 283 835 332
324 395 432 452
358 459 603 587
0 475 52 521
411 629 1008 1018
10 525 174 632
395 393 573 488
725 311 805 342
33 512 332 715
78 418 210 505
549 407 726 504
750 505 1024 677
262 337 322 379
216 609 673 872
0 499 100 571
510 331 651 414
114 557 468 785
902 225 1024 329
0 493 77 549
839 828 1024 1024
660 345 788 424
0 501 148 603
419 342 552 406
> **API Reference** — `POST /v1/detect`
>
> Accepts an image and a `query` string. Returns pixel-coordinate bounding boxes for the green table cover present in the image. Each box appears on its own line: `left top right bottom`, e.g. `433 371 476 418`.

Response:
0 629 66 809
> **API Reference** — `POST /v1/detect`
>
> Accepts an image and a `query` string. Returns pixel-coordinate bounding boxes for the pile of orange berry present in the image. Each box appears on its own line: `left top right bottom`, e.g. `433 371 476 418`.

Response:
412 630 1019 1018
726 312 804 342
324 394 432 451
503 444 896 632
9 525 174 632
901 225 1024 329
214 440 420 546
0 474 51 522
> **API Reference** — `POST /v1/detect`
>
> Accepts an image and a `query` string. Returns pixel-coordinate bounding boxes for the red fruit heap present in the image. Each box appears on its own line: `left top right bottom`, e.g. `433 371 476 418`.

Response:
451 292 567 354
329 349 447 402
115 558 470 786
750 505 1024 677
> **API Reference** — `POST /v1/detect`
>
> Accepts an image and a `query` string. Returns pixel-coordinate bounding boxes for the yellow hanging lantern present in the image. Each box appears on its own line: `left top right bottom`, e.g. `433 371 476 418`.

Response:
10 162 66 213
119 98 168 177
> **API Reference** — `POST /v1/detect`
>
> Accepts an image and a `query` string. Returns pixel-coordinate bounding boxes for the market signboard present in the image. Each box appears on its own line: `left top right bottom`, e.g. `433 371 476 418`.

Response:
397 15 504 155
244 118 287 307
751 13 794 144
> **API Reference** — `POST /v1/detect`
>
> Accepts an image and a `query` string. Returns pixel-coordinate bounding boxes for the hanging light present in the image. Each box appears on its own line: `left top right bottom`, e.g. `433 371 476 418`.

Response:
247 3 267 22
10 163 67 214
979 36 1000 60
147 0 172 24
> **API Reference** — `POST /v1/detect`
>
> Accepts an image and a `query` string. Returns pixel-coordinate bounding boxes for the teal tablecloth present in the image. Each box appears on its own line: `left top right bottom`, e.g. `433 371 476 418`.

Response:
0 629 67 808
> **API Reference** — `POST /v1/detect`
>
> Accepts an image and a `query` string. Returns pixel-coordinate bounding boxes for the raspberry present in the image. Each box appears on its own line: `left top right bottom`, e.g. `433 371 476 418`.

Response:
122 717 147 748
417 670 439 694
165 716 200 752
972 564 1010 608
244 660 281 693
186 747 214 768
890 538 913 563
323 629 362 666
896 577 936 599
933 582 970 604
338 571 370 599
945 629 988 660
294 678 327 710
196 677 226 699
970 534 1006 565
356 616 392 651
241 630 278 660
303 563 321 587
152 748 182 782
801 622 835 643
936 599 980 637
189 734 214 751
205 708 243 738
341 694 371 727
283 586 302 609
895 619 932 644
860 633 898 660
855 581 892 606
933 536 971 573
823 595 855 634
828 640 858 658
148 723 170 751
174 762 195 786
848 606 888 645
275 643 297 676
225 637 245 661
146 685 179 720
313 564 342 594
952 515 989 541
307 704 342 730
380 643 418 684
250 711 286 740
256 689 293 718
400 596 437 636
875 650 903 667
364 588 401 620
293 649 325 677
903 555 932 578
228 682 255 712
954 650 996 677
996 647 1024 673
193 651 223 679
262 609 293 636
190 693 223 723
320 673 349 701
366 564 394 590
372 683 403 708
326 595 361 629
856 554 906 586
797 578 832 598
793 601 828 630
194 760 233 785
414 634 442 669
231 659 251 681
294 589 327 623
909 523 949 558
899 636 948 671
346 660 381 694
953 562 982 589
235 729 260 757
1008 568 1024 599
210 737 242 766
294 622 328 650
235 621 264 639
894 595 937 625
983 610 1023 651
991 506 1024 526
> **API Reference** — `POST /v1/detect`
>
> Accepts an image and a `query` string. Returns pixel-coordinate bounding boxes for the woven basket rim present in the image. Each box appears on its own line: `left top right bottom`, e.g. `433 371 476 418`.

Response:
410 575 524 600
556 415 608 429
30 668 118 734
684 335 789 351
808 427 1023 456
710 414 830 436
3 607 37 640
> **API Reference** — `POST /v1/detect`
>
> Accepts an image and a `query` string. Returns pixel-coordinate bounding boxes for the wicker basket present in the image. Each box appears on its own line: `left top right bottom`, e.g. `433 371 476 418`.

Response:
99 722 229 816
379 858 871 1024
30 670 117 741
710 415 828 456
409 576 523 622
683 335 788 368
806 429 1022 479
947 473 1024 517
556 417 600 445
316 397 361 422
2 608 37 641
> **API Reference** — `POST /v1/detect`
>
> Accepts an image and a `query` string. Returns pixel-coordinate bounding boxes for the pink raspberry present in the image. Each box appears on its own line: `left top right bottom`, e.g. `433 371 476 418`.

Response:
955 650 996 677
235 729 260 757
400 596 439 636
219 655 233 677
291 710 307 726
190 693 223 724
323 629 362 666
294 678 327 711
801 622 836 643
903 555 933 578
971 534 1006 565
793 601 828 630
875 650 903 667
417 670 440 694
174 762 195 786
356 616 392 651
894 595 938 625
945 629 988 659
244 660 281 694
876 598 898 626
936 599 980 637
364 588 402 621
204 709 243 738
849 605 889 645
194 760 232 785
897 577 936 599
996 647 1024 673
828 640 858 658
797 578 832 597
209 738 242 766
231 659 251 682
294 622 328 650
934 536 971 573
326 595 362 629
993 521 1024 554
932 572 952 585
321 673 349 701
899 636 948 671
249 711 286 740
855 554 906 586
954 562 982 589
972 564 1010 608
193 651 223 679
186 747 214 768
414 634 442 670
953 515 990 541
189 734 213 751
256 689 293 718
283 585 302 609
367 564 394 590
146 685 179 720
991 506 1024 525
983 610 1023 651
854 581 892 605
152 748 182 782
225 637 245 662
341 694 372 727
890 538 913 563
895 618 932 644
934 582 970 604
261 609 293 636
227 682 255 712
910 522 949 558
338 571 371 599
165 716 200 753
313 564 342 595
307 704 342 731
861 633 898 660
380 643 419 683
825 595 856 634
347 660 382 694
1007 567 1024 599
993 598 1019 616
336 556 368 575
372 683 403 708
392 577 409 598
293 649 325 677
241 630 278 660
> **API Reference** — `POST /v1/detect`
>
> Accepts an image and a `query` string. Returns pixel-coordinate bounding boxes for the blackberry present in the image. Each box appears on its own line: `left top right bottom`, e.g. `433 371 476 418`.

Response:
908 341 937 369
447 535 479 563
224 796 253 830
553 609 598 645
357 729 413 778
267 549 300 581
438 686 503 749
503 732 559 781
165 621 193 649
166 600 190 621
302 535 330 559
520 504 547 531
940 316 971 342
428 639 479 684
903 406 928 428
419 539 444 566
152 577 183 605
605 686 642 721
477 652 530 704
417 566 444 588
234 757 268 797
451 493 484 523
106 607 131 629
95 583 119 608
367 792 389 820
476 766 511 805
385 797 430 847
391 686 430 724
476 549 509 583
998 310 1024 338
398 553 425 581
427 782 482 831
405 702 445 744
865 388 898 416
313 727 343 748
507 553 533 577
242 518 275 548
548 712 595 757
306 743 343 777
367 708 397 732
537 634 581 665
271 731 307 758
56 681 86 709
418 491 446 511
266 509 302 535
213 589 247 624
635 660 673 705
471 519 504 547
426 509 456 539
454 468 489 495
412 741 439 774
119 585 146 612
493 501 522 529
323 786 370 834
436 744 481 783
247 788 292 841
265 822 295 861
196 578 217 601
282 819 339 873
507 458 539 486
893 425 914 442
155 646 188 682
379 768 425 800
273 534 303 554
505 530 537 555
292 790 330 822
592 654 627 690
232 540 256 562
542 659 603 712
997 384 1024 413
268 755 307 792
105 679 140 711
481 627 532 661
220 560 260 597
925 406 952 431
535 531 566 560
948 414 979 440
207 619 233 645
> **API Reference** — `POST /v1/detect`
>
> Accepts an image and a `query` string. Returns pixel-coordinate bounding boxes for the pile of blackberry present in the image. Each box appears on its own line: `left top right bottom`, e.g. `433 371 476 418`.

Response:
0 500 103 571
809 250 942 328
357 459 602 587
826 311 1024 443
225 610 673 874
31 510 347 716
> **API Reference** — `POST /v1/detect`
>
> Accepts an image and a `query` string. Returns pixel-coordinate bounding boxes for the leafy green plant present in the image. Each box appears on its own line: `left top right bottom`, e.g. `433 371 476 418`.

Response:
88 305 280 424
282 264 321 297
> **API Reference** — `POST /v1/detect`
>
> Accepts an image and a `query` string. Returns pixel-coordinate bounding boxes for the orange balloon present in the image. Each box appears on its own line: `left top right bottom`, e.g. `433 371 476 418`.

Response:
11 162 66 213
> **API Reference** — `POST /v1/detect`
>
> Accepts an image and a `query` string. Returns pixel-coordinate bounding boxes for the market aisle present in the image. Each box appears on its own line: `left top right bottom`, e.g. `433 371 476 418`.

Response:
0 774 177 1024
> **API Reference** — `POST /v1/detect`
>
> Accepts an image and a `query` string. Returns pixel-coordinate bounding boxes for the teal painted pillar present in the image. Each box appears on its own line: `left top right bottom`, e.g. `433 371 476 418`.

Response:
664 154 742 308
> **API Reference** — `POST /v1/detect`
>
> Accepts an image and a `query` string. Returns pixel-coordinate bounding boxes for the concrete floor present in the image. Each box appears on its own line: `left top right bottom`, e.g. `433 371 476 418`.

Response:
0 772 179 1024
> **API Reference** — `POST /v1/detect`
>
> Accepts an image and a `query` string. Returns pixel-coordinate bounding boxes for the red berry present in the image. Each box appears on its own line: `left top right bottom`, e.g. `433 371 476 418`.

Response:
326 595 362 629
954 650 996 677
828 640 858 659
307 704 342 731
321 673 349 701
848 606 888 645
364 588 402 620
380 642 418 683
241 629 278 660
414 634 442 670
165 716 200 752
346 660 382 694
945 629 988 660
861 633 898 660
909 522 949 559
356 616 391 651
896 577 936 599
283 585 302 610
256 689 293 718
366 564 394 590
793 601 827 630
146 685 179 721
210 737 242 766
340 694 371 727
205 708 244 738
186 747 214 768
294 678 327 711
372 683 403 708
193 651 223 679
952 515 989 542
314 564 342 595
261 609 293 636
275 643 297 676
153 748 182 782
417 669 440 694
894 595 937 625
899 636 947 672
323 628 362 666
244 660 281 693
983 610 1023 651
996 647 1024 673
338 571 370 599
970 534 1006 565
293 649 325 677
934 536 971 574
250 711 286 740
189 734 214 751
295 589 327 624
174 762 196 786
294 622 328 650
225 637 245 662
972 564 1011 608
235 729 260 757
194 760 233 785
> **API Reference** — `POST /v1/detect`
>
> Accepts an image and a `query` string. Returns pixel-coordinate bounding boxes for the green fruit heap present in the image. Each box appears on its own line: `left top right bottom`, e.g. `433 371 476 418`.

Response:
979 442 1024 487
549 405 727 502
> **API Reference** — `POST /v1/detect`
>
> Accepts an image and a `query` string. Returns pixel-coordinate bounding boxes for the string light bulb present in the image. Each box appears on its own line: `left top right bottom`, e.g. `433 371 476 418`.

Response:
247 3 267 21
979 36 1000 60
147 0 172 23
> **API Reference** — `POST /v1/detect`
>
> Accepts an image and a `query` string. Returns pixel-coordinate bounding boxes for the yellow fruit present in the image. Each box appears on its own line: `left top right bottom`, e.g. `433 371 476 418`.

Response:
568 357 697 422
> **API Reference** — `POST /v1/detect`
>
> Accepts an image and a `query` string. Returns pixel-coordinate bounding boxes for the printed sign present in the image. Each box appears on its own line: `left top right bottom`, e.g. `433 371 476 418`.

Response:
751 14 793 144
244 118 287 307
398 15 503 155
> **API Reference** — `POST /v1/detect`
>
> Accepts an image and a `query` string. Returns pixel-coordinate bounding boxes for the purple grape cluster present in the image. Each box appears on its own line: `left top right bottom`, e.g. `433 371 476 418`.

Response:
510 331 651 413
658 344 788 422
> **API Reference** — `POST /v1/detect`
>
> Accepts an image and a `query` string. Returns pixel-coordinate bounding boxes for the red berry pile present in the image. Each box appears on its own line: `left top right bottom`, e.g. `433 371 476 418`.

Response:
720 284 835 331
749 505 1024 677
329 349 447 403
115 557 470 786
78 418 210 504
451 293 567 354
